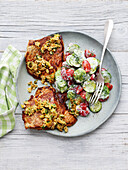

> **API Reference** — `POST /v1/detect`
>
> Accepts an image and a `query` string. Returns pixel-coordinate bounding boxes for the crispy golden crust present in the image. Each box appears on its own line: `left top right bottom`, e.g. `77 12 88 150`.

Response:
22 87 77 130
25 35 64 80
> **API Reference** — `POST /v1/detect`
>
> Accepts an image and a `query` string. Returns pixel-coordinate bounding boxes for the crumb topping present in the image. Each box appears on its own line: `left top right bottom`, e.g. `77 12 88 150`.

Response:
41 34 61 55
27 80 38 93
22 99 68 132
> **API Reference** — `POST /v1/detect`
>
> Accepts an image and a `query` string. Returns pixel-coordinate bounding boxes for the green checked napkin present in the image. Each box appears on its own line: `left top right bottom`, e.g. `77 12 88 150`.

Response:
0 45 22 137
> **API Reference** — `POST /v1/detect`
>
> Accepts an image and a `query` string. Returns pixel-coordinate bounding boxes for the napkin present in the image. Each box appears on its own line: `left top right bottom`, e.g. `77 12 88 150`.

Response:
0 45 22 137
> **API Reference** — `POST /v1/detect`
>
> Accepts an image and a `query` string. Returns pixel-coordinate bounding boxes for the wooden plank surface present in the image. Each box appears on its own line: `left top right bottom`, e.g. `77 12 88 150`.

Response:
0 0 128 170
0 0 128 52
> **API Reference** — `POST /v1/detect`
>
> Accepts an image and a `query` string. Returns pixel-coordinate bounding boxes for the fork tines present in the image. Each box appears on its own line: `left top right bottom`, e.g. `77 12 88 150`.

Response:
89 82 104 105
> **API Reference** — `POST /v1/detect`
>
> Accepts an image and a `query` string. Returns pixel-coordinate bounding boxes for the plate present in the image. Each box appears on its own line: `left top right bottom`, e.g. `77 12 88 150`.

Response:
16 31 121 137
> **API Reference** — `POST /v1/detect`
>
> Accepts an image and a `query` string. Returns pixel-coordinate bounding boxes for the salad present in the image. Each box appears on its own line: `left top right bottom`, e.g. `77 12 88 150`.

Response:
55 43 113 117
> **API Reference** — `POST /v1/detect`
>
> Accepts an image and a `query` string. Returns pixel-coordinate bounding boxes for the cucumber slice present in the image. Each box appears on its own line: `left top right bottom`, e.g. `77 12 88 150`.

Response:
67 44 80 53
57 79 67 87
74 49 82 57
55 70 61 81
74 68 86 83
100 85 110 100
102 70 111 83
83 80 96 93
60 85 68 93
67 90 76 99
55 79 68 93
74 49 85 64
89 101 102 113
72 56 81 67
86 92 92 102
66 55 74 66
66 54 81 67
74 95 84 105
89 67 97 75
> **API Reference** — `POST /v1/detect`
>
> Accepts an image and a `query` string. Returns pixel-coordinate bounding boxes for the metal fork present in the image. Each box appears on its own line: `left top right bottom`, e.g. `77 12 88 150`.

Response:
89 20 114 105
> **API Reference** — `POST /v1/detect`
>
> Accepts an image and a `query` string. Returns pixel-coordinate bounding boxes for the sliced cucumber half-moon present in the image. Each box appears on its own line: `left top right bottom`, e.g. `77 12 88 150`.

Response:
83 80 96 93
89 101 102 113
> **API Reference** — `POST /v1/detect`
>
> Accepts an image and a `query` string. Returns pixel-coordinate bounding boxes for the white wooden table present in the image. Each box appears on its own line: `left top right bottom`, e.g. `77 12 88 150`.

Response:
0 1 128 170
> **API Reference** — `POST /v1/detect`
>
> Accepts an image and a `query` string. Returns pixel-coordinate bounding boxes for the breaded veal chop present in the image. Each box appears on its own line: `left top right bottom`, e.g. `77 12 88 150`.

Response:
25 34 64 83
22 86 77 132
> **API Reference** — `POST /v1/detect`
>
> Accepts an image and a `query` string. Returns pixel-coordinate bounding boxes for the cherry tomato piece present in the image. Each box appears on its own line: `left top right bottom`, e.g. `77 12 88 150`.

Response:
84 49 96 58
80 91 86 100
82 60 91 73
99 96 109 102
105 83 113 91
80 103 87 110
90 74 95 80
76 103 90 117
61 67 67 80
66 68 74 81
109 84 113 91
75 85 83 94
79 108 90 117
84 100 89 107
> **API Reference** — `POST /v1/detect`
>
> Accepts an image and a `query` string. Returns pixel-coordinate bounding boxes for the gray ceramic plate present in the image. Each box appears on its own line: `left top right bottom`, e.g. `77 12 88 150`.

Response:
16 31 121 137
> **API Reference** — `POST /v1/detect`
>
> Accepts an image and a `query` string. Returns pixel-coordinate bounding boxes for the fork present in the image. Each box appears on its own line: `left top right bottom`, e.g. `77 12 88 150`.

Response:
89 20 114 105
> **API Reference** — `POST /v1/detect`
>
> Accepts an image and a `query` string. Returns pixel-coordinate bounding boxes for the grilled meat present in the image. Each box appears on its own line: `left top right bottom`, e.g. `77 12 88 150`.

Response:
25 34 64 83
22 86 77 131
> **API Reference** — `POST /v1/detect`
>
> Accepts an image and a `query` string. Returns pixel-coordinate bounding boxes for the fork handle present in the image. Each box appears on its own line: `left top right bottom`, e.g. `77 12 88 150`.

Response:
99 20 114 71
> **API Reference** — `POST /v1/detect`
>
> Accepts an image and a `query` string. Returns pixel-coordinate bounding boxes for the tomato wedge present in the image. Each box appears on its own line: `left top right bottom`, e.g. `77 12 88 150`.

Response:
80 108 90 117
75 85 83 94
66 68 74 81
105 83 113 91
84 49 96 58
80 91 86 100
99 96 109 102
90 74 95 80
76 103 90 117
82 60 91 73
80 103 87 110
